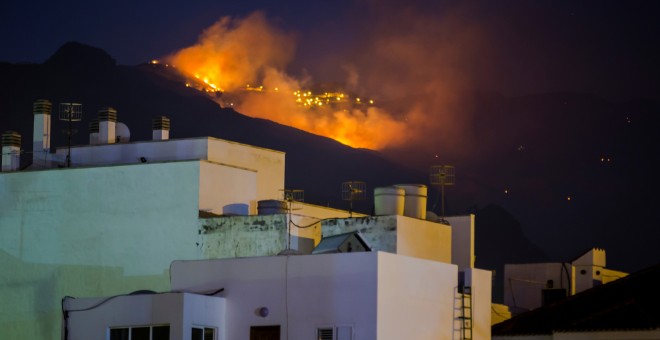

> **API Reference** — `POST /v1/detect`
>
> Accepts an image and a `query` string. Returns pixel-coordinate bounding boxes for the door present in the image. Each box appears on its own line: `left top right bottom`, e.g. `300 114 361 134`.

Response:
249 325 280 340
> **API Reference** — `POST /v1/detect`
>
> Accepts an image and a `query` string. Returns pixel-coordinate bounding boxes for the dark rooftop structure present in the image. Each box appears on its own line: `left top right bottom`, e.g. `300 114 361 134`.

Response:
312 231 372 255
493 263 660 336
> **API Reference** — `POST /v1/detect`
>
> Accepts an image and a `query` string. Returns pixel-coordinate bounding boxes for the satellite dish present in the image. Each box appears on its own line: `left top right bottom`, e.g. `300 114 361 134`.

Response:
115 122 131 143
341 181 366 217
430 165 455 222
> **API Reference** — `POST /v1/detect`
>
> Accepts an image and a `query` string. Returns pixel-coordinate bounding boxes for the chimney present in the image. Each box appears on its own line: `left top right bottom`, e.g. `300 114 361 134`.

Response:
98 107 117 144
152 116 170 141
89 120 99 145
2 131 21 172
32 99 52 167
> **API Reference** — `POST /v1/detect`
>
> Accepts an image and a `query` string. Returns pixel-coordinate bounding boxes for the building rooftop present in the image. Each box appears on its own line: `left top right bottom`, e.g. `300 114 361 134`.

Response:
493 263 660 335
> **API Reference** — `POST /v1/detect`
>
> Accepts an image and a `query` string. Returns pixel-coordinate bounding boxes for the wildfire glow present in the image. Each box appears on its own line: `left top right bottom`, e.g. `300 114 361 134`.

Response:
166 12 409 150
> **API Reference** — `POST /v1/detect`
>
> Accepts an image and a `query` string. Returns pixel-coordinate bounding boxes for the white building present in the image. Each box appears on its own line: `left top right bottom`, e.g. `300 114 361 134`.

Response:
2 99 492 339
502 248 627 314
65 252 492 340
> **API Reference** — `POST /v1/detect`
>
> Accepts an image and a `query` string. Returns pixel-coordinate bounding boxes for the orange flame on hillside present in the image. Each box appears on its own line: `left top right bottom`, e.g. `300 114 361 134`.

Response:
167 12 410 150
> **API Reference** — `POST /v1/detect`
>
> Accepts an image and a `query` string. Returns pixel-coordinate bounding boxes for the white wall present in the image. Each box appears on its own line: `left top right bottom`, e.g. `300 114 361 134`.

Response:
445 214 475 270
377 252 457 340
206 137 284 203
0 161 202 274
65 293 225 340
170 252 461 340
464 268 493 340
504 263 568 312
396 215 452 263
56 137 285 204
171 253 378 339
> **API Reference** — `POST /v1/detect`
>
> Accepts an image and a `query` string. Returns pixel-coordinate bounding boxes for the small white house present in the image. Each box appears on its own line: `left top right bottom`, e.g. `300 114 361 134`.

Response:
502 248 628 314
65 251 493 340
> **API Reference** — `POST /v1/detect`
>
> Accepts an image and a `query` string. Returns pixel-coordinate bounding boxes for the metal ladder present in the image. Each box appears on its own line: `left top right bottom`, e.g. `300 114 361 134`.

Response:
459 286 473 340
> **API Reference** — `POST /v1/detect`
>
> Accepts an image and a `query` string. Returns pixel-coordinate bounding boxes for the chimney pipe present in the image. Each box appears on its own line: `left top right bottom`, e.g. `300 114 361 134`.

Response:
2 131 21 172
98 107 117 144
32 99 52 168
152 116 170 141
89 120 99 145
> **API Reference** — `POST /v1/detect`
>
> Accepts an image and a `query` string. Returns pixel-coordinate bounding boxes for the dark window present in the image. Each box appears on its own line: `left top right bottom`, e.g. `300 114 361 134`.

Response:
152 325 170 340
250 325 280 340
110 325 169 340
318 328 333 340
317 326 353 340
110 328 129 340
192 326 216 340
132 327 150 340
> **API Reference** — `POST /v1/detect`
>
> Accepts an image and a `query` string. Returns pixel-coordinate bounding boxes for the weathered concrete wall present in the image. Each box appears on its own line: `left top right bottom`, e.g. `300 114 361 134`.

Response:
322 216 398 253
198 215 289 258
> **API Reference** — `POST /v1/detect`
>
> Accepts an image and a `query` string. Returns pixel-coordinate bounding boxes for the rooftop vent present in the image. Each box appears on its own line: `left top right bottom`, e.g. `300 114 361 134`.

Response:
152 116 170 141
1 131 21 172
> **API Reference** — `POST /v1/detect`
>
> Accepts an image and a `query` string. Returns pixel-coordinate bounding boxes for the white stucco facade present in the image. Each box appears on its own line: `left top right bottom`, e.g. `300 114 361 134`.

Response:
65 292 225 340
446 214 475 270
169 251 491 340
65 252 491 340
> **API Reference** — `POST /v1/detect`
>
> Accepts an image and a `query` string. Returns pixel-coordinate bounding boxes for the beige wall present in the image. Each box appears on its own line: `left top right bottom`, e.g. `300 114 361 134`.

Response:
321 215 452 264
198 161 257 215
377 253 457 340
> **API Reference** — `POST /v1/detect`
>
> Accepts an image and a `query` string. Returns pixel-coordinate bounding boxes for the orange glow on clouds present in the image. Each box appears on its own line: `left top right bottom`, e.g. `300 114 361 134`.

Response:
167 12 409 150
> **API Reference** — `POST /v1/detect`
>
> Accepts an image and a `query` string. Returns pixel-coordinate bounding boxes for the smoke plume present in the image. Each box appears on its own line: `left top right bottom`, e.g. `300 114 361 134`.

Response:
168 5 490 156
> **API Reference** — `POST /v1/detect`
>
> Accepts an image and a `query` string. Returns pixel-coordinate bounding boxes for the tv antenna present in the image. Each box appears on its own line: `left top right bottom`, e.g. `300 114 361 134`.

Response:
341 181 366 217
430 165 455 222
59 103 82 167
279 189 304 255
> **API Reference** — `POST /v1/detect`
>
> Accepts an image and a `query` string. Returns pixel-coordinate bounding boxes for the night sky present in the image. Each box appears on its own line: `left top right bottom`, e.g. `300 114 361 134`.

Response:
2 1 658 100
2 1 659 274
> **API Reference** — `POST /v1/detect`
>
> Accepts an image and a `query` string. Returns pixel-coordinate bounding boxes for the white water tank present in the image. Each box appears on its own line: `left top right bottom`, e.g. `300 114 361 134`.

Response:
374 186 405 215
395 184 428 219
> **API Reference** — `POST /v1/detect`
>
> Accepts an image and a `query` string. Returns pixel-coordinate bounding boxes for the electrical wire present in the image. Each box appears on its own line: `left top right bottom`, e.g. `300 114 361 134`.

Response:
289 216 346 229
61 287 225 339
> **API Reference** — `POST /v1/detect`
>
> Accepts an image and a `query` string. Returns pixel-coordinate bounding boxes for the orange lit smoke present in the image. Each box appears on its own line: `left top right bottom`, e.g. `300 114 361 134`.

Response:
167 12 410 150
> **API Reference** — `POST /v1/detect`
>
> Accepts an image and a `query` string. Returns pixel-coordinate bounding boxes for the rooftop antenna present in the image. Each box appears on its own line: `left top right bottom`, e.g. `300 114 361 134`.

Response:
430 165 455 223
279 189 304 255
341 181 366 217
59 103 82 167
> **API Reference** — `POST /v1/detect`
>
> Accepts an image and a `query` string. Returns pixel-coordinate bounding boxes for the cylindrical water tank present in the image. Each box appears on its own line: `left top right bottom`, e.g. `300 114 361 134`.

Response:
374 186 405 215
395 184 428 219
257 200 287 215
223 203 249 216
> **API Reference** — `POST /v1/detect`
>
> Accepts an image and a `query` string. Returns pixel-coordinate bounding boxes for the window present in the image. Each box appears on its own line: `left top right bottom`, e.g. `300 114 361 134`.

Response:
317 326 353 340
109 325 169 340
317 328 333 340
191 326 216 340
